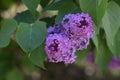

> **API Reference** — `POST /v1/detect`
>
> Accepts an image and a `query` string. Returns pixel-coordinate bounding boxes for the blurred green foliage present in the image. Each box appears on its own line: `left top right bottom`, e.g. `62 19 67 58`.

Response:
0 0 120 79
0 0 14 10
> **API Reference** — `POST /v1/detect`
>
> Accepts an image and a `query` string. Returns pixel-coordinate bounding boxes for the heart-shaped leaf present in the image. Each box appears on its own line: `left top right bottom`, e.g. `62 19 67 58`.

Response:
16 21 46 53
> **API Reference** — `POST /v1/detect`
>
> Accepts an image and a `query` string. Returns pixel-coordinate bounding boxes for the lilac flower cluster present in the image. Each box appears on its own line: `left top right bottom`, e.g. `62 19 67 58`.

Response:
62 13 94 50
45 34 76 64
45 13 94 64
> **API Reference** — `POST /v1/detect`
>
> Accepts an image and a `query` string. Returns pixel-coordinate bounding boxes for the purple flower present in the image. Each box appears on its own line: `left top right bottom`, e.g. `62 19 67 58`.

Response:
47 24 65 36
73 36 90 50
61 13 94 50
108 56 120 70
45 12 94 64
62 13 94 38
45 34 76 64
47 26 55 35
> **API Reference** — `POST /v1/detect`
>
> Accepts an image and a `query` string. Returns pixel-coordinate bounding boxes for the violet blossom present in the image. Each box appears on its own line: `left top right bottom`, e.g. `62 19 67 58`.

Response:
45 13 94 64
45 34 76 64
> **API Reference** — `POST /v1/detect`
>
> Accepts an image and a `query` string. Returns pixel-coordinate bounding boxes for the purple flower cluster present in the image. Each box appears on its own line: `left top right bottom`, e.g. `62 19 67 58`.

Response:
108 56 120 70
45 34 76 64
62 13 94 50
45 13 94 64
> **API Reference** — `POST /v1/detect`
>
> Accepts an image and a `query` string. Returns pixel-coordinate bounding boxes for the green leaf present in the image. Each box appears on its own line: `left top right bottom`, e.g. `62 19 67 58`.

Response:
16 21 46 53
0 34 10 48
79 0 108 26
29 44 46 69
0 19 17 35
43 0 69 11
102 1 120 54
22 0 40 15
71 8 82 14
106 38 116 56
95 43 112 71
92 25 99 50
92 34 99 50
40 0 51 8
0 19 17 48
6 68 24 80
114 28 120 56
14 10 38 23
55 1 77 24
114 0 120 6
